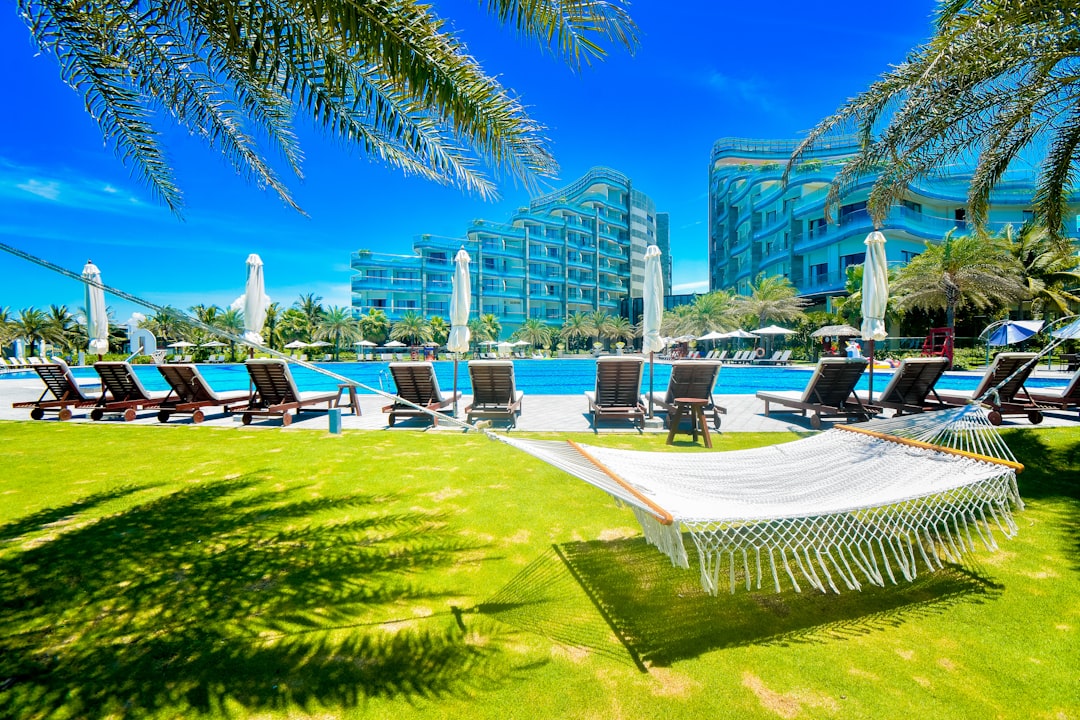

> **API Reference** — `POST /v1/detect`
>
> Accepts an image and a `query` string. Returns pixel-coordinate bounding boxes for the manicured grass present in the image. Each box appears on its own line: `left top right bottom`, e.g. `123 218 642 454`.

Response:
1 422 1078 719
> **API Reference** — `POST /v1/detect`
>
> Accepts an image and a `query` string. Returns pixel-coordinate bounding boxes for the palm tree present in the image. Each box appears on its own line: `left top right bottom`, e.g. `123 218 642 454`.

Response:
734 274 808 329
294 294 326 338
19 1 637 213
560 311 592 352
479 313 498 345
358 308 390 346
427 316 450 347
43 305 79 355
215 308 245 360
16 307 49 357
668 291 737 337
262 302 283 351
316 307 362 360
142 306 186 345
788 1 1080 243
604 316 635 348
278 308 309 345
892 230 1029 332
514 318 554 350
391 310 432 347
584 310 614 349
1004 224 1080 318
0 307 15 348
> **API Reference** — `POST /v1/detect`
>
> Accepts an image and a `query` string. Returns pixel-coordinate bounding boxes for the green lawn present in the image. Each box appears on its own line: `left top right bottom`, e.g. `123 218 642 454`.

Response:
1 422 1078 719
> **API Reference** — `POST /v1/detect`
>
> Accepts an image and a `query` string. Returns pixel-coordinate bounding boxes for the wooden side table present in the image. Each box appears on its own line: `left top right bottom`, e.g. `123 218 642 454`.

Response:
336 384 361 415
665 397 712 448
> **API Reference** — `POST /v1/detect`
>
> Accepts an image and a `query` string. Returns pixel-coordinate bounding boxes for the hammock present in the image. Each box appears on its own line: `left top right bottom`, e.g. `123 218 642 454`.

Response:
499 404 1024 595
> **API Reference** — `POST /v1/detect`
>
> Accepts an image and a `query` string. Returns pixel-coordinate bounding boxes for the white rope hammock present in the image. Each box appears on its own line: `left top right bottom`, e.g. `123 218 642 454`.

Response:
499 404 1024 595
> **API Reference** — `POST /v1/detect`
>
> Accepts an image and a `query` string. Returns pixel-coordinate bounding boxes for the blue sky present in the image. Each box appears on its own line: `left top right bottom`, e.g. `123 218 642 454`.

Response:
0 1 936 325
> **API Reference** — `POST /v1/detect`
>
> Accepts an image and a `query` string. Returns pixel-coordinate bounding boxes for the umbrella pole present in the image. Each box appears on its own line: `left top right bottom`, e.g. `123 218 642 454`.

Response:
867 339 875 403
648 351 654 418
453 355 459 418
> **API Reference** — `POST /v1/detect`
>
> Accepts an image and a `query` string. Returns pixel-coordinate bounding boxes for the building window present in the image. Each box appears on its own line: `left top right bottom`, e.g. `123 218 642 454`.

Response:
808 218 827 238
954 208 967 229
401 299 417 309
902 251 920 263
766 210 777 225
841 253 866 269
483 257 495 270
372 298 386 308
901 199 922 214
810 263 828 284
1023 210 1034 224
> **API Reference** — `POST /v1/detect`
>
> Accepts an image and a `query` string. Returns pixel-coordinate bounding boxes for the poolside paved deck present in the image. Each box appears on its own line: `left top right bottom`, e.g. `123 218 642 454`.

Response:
1 368 1076 434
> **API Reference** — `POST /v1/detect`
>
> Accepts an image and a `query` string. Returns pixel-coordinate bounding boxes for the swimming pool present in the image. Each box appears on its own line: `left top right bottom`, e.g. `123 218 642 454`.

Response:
2 359 1067 396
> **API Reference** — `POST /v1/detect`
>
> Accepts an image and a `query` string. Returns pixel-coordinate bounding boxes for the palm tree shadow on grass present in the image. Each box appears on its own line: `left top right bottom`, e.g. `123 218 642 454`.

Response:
478 538 1002 670
0 476 517 717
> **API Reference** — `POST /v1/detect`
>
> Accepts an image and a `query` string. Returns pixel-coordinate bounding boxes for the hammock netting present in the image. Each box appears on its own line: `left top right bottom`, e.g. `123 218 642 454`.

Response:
498 404 1023 595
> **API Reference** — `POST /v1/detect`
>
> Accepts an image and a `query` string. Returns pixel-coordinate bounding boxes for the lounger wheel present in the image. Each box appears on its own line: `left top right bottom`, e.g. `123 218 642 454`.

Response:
158 410 171 423
192 410 205 424
123 408 137 422
242 413 253 425
987 410 1003 426
58 408 72 422
281 413 292 427
388 415 396 427
90 408 104 421
1028 410 1043 425
810 414 823 430
30 407 44 420
713 415 721 431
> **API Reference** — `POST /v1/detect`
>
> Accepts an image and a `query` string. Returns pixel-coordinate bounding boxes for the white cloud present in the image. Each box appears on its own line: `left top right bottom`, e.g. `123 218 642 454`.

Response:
17 179 61 200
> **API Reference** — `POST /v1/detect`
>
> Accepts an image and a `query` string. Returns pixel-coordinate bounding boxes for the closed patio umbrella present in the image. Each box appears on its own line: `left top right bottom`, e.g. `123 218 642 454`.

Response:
861 231 889 401
447 248 471 417
243 254 270 350
82 260 109 359
642 245 665 417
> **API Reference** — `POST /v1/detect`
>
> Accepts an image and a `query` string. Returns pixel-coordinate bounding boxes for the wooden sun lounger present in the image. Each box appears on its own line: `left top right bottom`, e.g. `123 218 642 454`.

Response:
1022 367 1080 416
383 362 460 426
934 351 1043 425
12 358 99 420
91 362 170 421
644 360 726 430
227 358 344 426
465 360 524 427
585 356 646 430
156 364 251 423
856 356 950 415
756 357 880 429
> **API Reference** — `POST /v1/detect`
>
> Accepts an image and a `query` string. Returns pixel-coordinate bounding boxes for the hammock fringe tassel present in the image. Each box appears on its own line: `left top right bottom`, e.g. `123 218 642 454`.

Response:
499 404 1024 596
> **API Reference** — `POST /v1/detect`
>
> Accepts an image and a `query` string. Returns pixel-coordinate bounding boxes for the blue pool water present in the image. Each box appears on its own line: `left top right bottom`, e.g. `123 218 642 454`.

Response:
4 359 1067 396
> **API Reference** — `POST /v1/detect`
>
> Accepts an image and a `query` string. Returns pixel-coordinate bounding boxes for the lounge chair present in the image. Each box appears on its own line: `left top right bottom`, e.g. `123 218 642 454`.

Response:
756 357 880 429
227 358 343 426
13 357 99 420
156 364 251 423
383 361 460 426
753 350 783 365
585 355 646 430
91 361 170 421
755 349 792 366
934 351 1043 425
1023 366 1080 415
465 360 524 427
856 356 950 415
644 360 726 431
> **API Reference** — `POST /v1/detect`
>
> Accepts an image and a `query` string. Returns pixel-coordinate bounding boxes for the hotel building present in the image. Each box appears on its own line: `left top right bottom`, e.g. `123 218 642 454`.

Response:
351 167 664 334
708 136 1062 303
